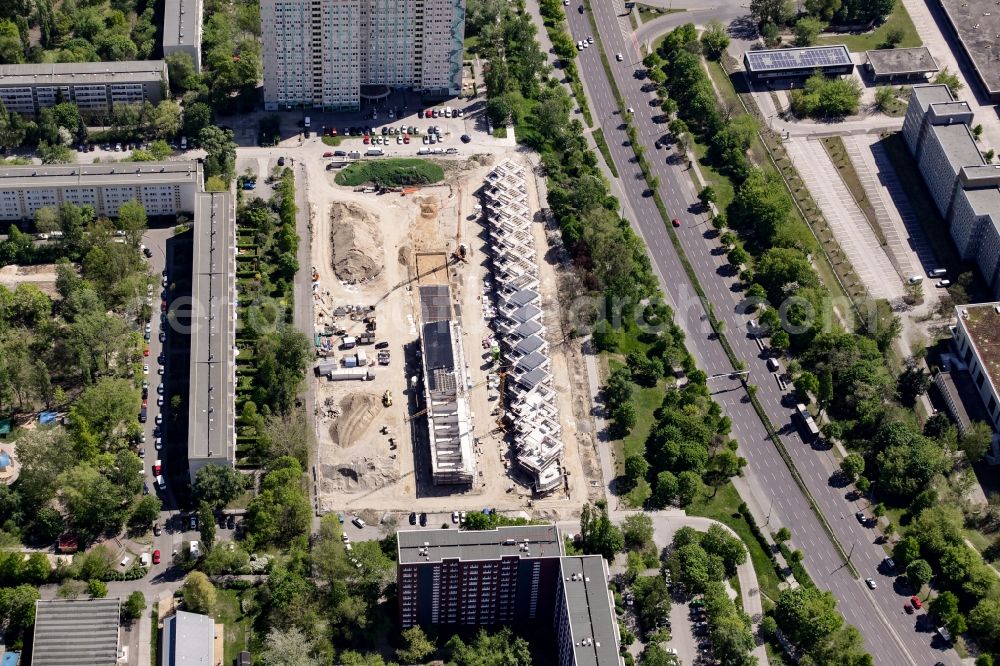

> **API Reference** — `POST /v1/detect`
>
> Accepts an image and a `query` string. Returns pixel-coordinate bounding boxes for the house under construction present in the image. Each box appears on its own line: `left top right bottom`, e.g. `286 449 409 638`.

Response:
482 161 564 494
418 285 475 485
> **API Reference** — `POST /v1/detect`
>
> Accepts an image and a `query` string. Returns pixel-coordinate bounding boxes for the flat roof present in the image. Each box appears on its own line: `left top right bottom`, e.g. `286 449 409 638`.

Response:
744 45 852 72
163 0 202 48
163 611 215 666
423 320 455 391
0 161 199 189
419 284 451 323
560 556 621 666
963 187 1000 228
911 83 955 111
187 191 235 469
939 0 1000 96
930 122 984 171
958 302 1000 400
865 47 938 76
0 60 166 87
32 598 120 666
398 525 561 564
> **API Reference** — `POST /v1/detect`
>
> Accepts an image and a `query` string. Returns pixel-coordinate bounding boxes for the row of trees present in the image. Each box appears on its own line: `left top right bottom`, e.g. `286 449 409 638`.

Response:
766 585 872 665
749 0 895 30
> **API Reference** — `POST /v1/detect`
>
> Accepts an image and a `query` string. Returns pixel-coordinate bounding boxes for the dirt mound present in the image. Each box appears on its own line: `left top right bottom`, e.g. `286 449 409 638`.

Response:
319 457 399 494
330 202 383 283
329 392 383 447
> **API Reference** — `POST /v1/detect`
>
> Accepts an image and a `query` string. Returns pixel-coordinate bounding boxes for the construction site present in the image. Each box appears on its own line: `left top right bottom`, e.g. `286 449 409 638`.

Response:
304 154 595 515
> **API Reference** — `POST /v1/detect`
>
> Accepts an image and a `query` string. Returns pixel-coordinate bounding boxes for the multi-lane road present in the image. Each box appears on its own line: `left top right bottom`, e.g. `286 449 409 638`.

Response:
561 1 956 663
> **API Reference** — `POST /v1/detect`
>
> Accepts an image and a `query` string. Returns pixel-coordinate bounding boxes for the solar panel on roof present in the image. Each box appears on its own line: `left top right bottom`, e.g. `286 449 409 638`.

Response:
746 46 852 72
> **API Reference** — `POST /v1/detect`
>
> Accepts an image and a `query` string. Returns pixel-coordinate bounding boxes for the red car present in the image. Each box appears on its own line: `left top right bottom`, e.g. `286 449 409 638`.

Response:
142 399 148 408
425 109 433 118
143 346 150 357
330 128 338 137
161 300 167 312
153 463 161 475
403 135 410 144
323 151 334 157
363 136 370 144
672 218 681 228
152 549 160 564
911 596 922 610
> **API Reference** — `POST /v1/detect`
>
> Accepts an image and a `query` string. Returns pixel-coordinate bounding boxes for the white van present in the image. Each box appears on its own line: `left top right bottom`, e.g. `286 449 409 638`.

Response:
304 116 311 128
352 517 366 529
189 540 200 558
155 474 165 489
908 275 924 284
928 268 947 278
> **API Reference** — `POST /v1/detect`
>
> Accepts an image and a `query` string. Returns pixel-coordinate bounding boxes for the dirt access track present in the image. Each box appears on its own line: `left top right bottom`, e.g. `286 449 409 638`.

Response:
301 152 598 517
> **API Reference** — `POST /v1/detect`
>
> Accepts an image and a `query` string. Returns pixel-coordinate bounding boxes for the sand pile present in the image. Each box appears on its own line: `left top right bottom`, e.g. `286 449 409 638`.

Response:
319 457 398 494
329 392 382 447
330 202 383 283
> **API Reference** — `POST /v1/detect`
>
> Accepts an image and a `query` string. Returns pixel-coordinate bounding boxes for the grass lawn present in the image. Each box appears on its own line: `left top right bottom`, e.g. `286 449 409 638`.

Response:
636 3 684 22
593 128 619 177
688 482 783 604
321 135 344 146
464 34 479 56
334 158 445 187
816 2 921 50
493 126 508 139
214 589 251 664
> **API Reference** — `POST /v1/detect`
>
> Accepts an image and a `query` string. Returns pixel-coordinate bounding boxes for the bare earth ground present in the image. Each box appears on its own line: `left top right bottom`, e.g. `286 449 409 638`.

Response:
0 264 60 297
307 153 598 517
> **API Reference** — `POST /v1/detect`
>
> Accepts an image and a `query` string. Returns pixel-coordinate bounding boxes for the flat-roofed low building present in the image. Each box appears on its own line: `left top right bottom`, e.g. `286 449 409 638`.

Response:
0 161 200 221
864 47 938 82
163 0 204 72
0 61 167 115
398 526 621 666
186 190 237 483
31 598 120 666
743 45 854 82
162 610 215 666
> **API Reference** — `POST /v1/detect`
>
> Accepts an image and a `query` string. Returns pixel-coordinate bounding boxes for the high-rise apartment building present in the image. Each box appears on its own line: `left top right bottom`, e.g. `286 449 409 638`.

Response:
261 0 464 111
397 526 622 666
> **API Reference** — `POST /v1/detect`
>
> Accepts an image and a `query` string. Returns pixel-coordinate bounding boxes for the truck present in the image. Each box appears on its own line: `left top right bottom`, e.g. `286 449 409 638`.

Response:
366 148 385 157
794 403 820 441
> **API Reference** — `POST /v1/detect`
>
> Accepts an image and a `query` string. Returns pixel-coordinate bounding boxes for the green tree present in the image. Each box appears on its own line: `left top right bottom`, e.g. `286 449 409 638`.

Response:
129 495 161 529
750 0 794 26
969 599 1000 650
700 20 730 59
198 501 216 550
631 574 671 632
934 68 963 96
775 527 792 543
805 0 842 20
840 453 865 481
446 627 533 666
698 186 716 208
612 401 638 435
193 464 246 508
928 590 959 624
397 626 436 664
794 17 825 46
0 19 23 64
58 464 130 538
123 590 145 621
774 585 844 647
960 421 994 463
677 470 703 506
260 627 322 666
762 22 782 47
622 454 649 492
198 125 236 182
651 471 678 508
88 579 108 598
874 86 897 112
882 25 906 48
580 502 624 561
182 571 217 613
622 513 655 551
701 524 747 574
0 584 39 638
906 559 932 589
183 102 213 139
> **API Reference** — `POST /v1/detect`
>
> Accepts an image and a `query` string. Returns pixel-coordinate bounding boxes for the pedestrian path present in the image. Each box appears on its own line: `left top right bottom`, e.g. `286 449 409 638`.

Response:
785 137 904 301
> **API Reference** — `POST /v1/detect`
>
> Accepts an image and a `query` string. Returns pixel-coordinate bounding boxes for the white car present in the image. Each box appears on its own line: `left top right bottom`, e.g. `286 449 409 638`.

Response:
563 0 569 4
865 578 877 589
452 511 460 524
616 52 623 61
587 36 594 44
576 40 584 50
143 364 149 374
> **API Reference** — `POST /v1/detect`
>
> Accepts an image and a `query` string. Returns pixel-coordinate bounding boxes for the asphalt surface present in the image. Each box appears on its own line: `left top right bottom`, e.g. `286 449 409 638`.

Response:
562 1 957 663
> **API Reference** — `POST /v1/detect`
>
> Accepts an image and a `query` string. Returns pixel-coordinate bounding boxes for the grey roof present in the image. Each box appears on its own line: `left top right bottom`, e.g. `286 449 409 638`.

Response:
505 288 539 308
911 84 955 112
515 350 548 373
961 164 1000 187
187 191 235 470
163 0 203 48
865 47 938 76
163 611 215 666
744 45 851 72
939 0 1000 95
514 334 545 355
398 525 561 564
964 187 1000 223
32 599 120 666
507 304 541 324
0 161 199 189
930 122 984 171
0 60 167 86
560 556 621 666
422 320 455 391
511 320 543 339
515 367 548 390
419 285 451 323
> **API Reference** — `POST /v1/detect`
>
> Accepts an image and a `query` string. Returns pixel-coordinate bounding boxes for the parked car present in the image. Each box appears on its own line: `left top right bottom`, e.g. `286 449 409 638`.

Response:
409 512 417 525
152 549 161 564
153 523 161 536
419 513 428 526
